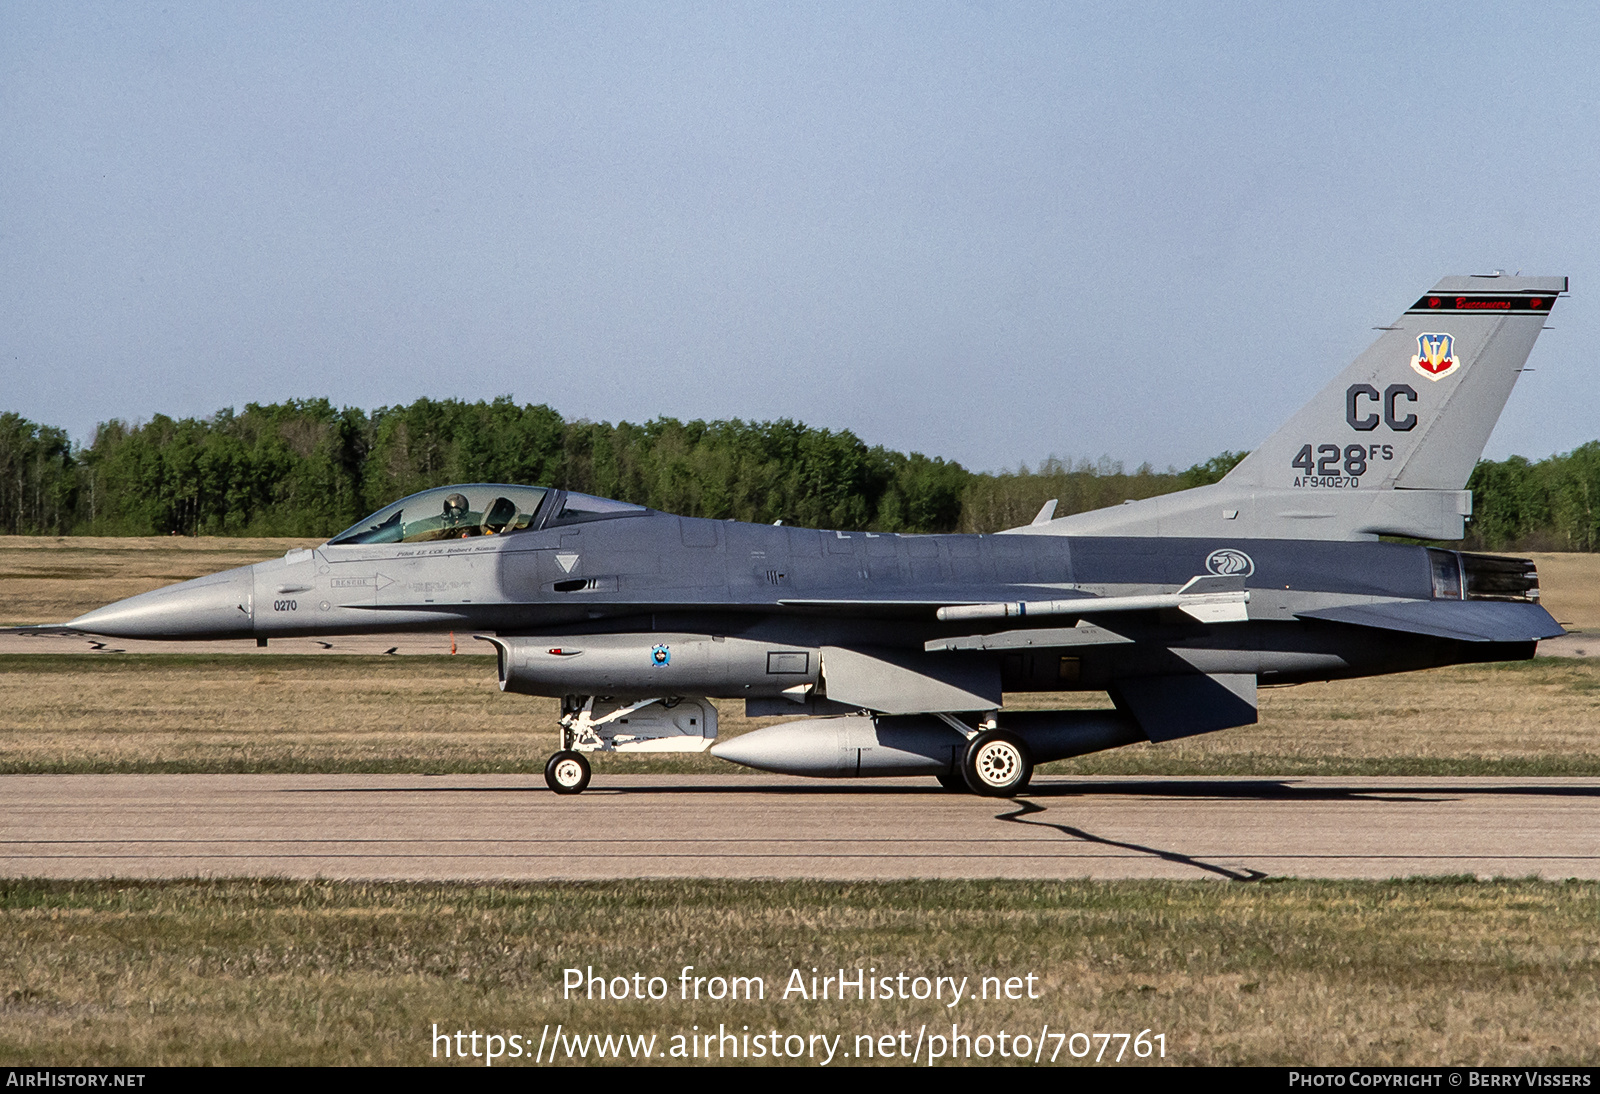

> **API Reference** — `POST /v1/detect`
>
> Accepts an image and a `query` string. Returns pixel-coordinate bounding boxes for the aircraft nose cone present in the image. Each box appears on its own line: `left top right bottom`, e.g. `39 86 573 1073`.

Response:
67 566 255 639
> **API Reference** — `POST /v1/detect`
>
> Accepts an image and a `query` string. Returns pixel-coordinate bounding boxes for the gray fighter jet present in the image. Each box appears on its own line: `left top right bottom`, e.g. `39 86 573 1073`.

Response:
67 274 1568 795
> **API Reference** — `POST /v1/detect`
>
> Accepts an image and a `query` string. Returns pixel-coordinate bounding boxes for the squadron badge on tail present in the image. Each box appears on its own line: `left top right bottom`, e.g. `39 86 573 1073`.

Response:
1411 332 1461 380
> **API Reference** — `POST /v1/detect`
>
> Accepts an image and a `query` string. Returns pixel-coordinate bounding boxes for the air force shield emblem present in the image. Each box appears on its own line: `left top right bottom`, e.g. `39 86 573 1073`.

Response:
1411 332 1461 381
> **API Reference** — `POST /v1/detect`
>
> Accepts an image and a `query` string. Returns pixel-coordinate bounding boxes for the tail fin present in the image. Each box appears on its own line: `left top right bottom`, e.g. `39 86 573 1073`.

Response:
1021 273 1566 541
1225 273 1565 491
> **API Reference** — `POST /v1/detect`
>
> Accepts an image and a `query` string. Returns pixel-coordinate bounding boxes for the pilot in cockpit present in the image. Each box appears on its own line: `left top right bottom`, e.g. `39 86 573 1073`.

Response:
409 492 478 541
438 492 476 538
442 493 470 529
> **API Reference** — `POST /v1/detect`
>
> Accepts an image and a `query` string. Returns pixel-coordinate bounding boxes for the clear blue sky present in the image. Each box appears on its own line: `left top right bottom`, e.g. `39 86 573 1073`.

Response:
4 2 1596 473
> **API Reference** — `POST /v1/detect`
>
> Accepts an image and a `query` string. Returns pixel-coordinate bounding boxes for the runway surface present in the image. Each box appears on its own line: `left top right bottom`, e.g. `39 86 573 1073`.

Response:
5 774 1599 881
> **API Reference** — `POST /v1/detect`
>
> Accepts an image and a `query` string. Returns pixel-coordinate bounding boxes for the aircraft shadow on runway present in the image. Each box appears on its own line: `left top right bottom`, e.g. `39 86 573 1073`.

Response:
279 779 1600 803
260 778 1600 883
995 799 1269 882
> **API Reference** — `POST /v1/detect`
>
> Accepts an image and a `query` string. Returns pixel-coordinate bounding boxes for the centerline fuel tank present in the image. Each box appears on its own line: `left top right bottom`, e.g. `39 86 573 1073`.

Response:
480 633 821 700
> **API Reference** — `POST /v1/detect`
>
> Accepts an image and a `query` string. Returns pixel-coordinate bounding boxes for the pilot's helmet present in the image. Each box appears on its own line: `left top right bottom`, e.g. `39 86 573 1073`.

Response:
442 493 469 522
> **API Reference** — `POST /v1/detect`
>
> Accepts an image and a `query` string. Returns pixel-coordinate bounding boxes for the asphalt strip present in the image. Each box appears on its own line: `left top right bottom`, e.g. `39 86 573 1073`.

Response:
3 773 1598 882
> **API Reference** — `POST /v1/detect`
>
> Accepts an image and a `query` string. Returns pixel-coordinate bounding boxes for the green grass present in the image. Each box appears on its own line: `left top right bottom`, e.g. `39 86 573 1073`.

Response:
2 877 1597 1066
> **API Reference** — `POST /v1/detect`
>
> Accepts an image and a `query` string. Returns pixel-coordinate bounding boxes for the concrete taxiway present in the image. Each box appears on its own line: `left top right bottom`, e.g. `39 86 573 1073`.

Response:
4 774 1597 881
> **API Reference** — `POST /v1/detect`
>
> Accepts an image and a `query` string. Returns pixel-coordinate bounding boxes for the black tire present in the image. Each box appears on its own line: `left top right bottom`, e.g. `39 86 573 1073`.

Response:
935 770 967 792
961 730 1032 797
544 750 591 795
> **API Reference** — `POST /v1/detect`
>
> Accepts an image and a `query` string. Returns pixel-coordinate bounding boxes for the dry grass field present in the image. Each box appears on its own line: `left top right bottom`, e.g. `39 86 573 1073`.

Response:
0 654 1597 776
2 877 1596 1066
1527 551 1600 632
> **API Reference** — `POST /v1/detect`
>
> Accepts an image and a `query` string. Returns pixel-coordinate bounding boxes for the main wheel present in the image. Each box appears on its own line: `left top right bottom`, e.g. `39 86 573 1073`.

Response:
544 750 591 795
961 730 1032 797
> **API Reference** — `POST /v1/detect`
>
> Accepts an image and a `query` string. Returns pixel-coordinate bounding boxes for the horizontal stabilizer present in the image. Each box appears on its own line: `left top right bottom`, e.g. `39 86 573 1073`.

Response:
1110 673 1258 741
1296 600 1564 643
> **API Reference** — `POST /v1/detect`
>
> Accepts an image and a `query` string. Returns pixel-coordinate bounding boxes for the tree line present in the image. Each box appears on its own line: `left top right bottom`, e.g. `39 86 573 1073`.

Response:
0 400 1594 549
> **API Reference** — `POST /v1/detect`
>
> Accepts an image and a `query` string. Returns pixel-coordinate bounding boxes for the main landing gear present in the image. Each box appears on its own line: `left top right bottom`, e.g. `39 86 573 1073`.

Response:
958 729 1033 798
930 713 1033 797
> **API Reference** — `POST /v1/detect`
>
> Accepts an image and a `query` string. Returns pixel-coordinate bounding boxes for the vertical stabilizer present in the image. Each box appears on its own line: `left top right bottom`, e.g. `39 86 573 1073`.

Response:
1016 274 1566 541
1225 274 1565 491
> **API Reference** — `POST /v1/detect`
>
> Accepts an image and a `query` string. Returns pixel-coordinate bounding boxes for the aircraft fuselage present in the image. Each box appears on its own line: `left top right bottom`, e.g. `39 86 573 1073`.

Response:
81 508 1550 694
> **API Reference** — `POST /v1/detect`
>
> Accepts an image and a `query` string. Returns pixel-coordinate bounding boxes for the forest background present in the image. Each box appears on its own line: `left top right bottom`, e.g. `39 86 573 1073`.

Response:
1 399 1596 550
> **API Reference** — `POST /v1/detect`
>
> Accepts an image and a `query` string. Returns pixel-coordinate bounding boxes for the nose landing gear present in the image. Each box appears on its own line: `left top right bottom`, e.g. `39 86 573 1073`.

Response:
544 750 591 795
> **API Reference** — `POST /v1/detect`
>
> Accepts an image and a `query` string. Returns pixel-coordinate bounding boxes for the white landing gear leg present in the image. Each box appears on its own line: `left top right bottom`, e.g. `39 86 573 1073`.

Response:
545 700 595 795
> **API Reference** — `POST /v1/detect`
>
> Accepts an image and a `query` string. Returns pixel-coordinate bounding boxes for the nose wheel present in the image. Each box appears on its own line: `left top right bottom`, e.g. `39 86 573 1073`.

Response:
544 750 591 795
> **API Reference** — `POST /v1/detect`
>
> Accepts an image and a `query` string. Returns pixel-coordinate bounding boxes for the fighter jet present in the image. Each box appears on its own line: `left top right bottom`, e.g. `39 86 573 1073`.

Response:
67 274 1568 796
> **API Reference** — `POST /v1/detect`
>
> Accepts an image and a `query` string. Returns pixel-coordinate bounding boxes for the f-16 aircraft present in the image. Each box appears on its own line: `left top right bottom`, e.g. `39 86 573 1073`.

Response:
66 274 1568 796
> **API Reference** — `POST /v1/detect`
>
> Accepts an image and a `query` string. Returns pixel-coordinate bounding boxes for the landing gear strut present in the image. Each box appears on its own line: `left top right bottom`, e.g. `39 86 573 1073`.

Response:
545 704 591 794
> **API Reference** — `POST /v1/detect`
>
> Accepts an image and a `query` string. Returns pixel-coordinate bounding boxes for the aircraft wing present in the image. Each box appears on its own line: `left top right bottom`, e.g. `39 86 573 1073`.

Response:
1295 600 1565 643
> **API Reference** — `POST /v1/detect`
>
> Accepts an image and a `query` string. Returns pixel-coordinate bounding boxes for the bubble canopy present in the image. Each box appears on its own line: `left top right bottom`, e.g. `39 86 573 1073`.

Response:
326 485 644 546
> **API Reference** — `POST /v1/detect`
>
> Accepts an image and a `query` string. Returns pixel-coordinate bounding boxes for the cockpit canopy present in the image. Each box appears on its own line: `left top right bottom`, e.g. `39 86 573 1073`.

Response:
326 484 645 546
